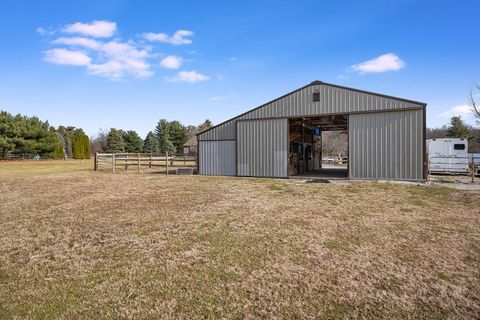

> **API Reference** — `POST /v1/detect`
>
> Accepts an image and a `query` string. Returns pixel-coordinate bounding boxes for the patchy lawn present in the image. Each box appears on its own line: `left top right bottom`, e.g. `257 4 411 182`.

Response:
0 159 92 179
0 165 479 319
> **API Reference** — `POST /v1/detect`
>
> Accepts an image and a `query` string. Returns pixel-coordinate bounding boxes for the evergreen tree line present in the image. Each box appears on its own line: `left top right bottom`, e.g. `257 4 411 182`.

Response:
0 110 89 159
99 119 212 154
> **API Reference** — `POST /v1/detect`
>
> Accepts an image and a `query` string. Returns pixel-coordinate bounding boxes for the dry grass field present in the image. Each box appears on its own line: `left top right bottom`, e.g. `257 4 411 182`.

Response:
0 161 479 319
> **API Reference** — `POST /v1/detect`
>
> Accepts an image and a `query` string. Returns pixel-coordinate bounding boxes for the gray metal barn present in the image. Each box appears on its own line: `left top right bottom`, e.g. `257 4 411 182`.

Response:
197 81 427 181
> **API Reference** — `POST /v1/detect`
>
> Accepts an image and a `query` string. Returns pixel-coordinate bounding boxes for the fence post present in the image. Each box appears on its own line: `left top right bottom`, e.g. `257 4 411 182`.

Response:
427 155 430 183
94 152 98 171
149 154 152 168
166 151 169 174
137 153 141 173
112 154 116 173
472 154 475 184
125 155 128 171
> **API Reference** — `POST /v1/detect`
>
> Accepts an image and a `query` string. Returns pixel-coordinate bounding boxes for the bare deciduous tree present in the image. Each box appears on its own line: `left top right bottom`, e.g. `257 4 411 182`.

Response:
469 83 480 125
322 131 348 157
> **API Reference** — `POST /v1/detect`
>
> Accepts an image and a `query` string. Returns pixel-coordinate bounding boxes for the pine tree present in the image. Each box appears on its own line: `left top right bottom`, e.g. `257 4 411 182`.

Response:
163 139 176 154
82 135 91 159
50 130 65 159
168 120 187 153
447 116 470 138
155 119 173 153
143 131 159 153
198 119 213 132
105 128 126 153
0 135 14 159
123 130 143 153
71 133 90 159
0 110 90 159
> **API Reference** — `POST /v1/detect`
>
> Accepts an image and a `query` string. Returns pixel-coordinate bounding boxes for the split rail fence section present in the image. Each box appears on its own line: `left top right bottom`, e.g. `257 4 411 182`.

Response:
94 152 197 174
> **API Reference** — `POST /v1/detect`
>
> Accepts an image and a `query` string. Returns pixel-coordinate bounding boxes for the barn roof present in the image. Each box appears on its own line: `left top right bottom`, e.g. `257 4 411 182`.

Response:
197 80 426 140
183 135 197 147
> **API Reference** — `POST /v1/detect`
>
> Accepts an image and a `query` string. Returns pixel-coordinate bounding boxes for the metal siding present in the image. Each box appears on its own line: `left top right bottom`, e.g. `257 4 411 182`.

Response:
237 119 288 178
198 83 423 141
198 141 236 176
349 110 424 181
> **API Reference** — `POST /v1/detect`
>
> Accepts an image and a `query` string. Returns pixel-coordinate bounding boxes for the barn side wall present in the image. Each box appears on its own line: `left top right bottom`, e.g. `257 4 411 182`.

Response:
237 118 288 178
198 140 236 176
348 110 424 181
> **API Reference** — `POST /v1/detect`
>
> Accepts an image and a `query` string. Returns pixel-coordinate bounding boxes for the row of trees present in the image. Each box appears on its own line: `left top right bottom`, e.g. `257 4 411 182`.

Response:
0 109 211 159
93 119 212 154
0 111 89 159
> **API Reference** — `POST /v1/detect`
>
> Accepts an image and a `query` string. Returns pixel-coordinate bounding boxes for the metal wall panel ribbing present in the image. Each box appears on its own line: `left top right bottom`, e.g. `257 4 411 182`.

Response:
349 110 424 181
198 83 424 141
198 141 236 176
237 119 288 178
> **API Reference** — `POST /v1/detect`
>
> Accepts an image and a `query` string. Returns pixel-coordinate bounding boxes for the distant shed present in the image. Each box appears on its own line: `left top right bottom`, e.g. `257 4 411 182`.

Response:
183 136 197 155
197 80 427 181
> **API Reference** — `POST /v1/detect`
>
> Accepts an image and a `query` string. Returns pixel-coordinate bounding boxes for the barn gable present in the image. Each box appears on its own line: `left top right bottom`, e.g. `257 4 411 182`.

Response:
197 80 425 141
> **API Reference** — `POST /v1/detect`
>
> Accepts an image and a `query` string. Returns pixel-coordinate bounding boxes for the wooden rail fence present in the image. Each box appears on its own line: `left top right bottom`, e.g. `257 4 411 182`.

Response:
94 152 197 174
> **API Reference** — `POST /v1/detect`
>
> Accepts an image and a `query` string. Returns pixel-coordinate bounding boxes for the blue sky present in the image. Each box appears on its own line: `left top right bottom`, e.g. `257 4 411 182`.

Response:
0 0 478 137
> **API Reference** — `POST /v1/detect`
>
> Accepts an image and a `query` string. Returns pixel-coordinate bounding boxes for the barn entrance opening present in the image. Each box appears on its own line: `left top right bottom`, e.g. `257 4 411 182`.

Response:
288 115 348 179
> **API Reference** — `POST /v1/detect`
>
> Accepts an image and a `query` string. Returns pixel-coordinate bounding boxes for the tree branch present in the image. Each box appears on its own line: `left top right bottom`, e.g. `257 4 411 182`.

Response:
469 84 480 119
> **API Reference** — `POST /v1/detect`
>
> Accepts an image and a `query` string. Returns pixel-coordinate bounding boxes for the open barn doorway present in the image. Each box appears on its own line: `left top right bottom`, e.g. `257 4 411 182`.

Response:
288 115 348 179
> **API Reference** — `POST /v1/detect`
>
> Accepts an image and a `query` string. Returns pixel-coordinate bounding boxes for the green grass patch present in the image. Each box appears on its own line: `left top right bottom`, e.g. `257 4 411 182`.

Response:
436 272 451 281
0 159 92 179
409 199 428 207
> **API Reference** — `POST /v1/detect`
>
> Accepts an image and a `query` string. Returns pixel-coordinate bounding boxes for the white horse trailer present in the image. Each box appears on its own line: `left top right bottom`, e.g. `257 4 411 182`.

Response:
427 138 468 173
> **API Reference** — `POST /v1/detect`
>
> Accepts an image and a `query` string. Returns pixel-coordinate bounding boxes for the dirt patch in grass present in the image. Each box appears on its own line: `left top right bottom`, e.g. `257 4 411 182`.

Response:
0 166 479 319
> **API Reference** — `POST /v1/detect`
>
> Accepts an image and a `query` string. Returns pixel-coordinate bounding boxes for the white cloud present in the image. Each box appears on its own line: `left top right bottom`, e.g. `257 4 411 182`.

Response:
42 21 202 80
337 74 350 81
440 105 475 117
63 20 117 38
36 27 55 37
160 55 182 69
101 41 148 59
91 44 152 79
88 60 152 79
144 32 168 42
144 30 193 45
168 71 209 83
44 49 92 66
36 27 47 35
351 53 405 74
88 41 152 79
54 37 102 50
45 37 152 79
